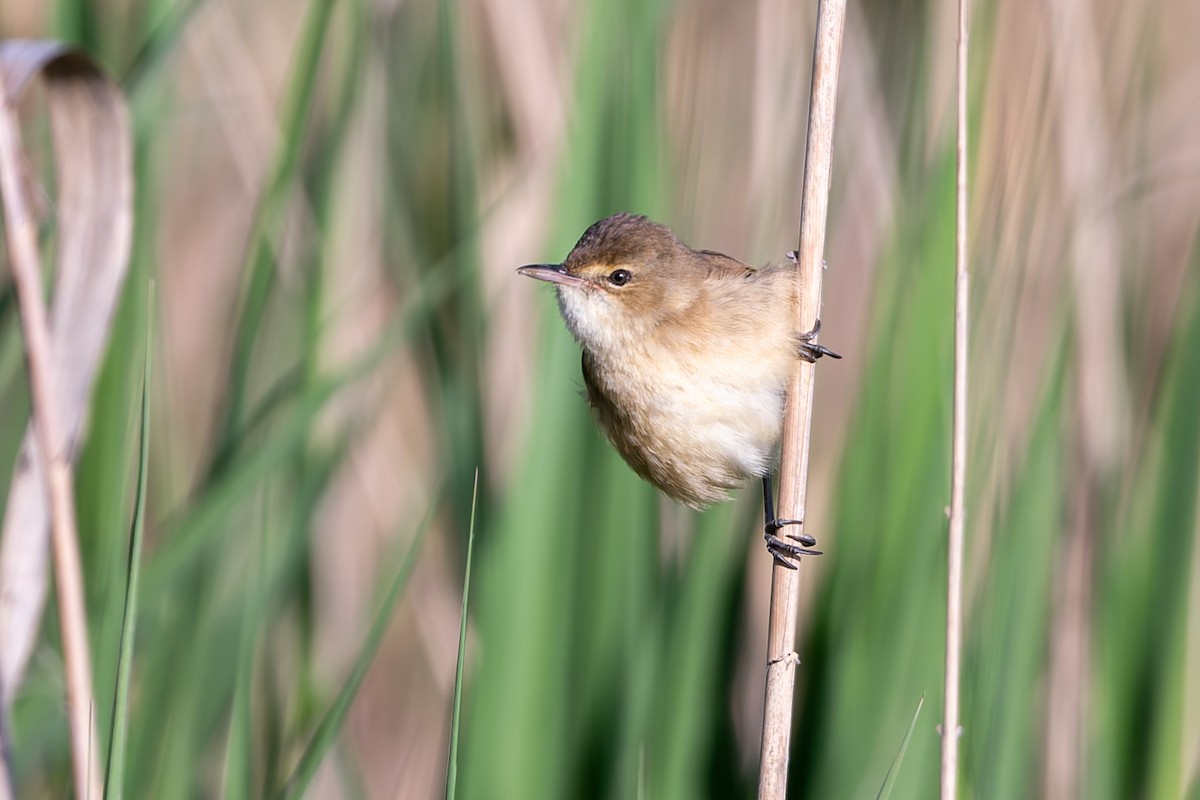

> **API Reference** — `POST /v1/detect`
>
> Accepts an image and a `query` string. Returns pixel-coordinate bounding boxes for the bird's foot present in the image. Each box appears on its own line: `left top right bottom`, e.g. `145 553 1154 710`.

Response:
761 475 821 567
764 524 822 569
764 517 821 568
798 318 842 363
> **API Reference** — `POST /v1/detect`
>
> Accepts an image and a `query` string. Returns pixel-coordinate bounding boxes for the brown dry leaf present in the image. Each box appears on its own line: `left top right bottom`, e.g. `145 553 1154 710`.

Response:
0 40 133 709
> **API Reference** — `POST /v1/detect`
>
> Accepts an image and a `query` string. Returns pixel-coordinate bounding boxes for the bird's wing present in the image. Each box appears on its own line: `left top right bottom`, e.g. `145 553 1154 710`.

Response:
695 249 757 278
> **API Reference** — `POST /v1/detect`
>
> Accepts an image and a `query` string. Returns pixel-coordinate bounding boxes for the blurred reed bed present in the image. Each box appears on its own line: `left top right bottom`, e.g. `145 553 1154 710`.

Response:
0 0 1198 798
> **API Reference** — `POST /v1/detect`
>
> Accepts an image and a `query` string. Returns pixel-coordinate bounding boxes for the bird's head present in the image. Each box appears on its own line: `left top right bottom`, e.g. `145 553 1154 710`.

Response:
517 213 699 353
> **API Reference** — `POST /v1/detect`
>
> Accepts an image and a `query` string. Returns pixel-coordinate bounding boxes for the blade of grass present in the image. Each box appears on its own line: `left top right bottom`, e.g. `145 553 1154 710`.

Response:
275 504 434 800
444 469 479 800
219 497 272 800
102 281 154 800
121 0 212 89
1097 249 1200 800
877 695 925 800
217 0 336 458
963 353 1067 799
651 502 742 800
153 249 462 590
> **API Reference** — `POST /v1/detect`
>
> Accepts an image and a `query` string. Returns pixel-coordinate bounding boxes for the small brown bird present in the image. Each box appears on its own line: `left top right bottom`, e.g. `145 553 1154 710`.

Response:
518 213 839 564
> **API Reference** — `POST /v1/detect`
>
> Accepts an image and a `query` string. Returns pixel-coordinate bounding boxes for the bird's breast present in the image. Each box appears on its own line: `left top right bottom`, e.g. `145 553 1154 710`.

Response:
581 333 793 508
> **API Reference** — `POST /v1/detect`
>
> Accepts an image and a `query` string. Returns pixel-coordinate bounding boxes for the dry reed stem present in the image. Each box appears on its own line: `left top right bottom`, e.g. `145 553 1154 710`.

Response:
756 1 846 796
0 41 134 799
941 0 970 796
0 43 133 717
0 89 101 800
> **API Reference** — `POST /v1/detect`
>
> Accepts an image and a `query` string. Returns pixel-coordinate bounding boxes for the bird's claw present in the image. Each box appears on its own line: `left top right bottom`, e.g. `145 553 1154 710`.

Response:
764 518 820 568
761 474 821 567
764 517 816 546
798 318 842 362
765 533 822 568
800 342 842 362
784 252 829 271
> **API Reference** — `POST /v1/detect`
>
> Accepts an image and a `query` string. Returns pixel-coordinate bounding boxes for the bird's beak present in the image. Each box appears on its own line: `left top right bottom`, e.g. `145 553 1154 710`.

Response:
516 263 590 289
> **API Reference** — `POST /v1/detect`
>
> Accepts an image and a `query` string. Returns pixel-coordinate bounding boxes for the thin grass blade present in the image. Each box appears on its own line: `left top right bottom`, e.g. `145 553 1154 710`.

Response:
101 281 154 799
444 469 479 800
876 695 925 800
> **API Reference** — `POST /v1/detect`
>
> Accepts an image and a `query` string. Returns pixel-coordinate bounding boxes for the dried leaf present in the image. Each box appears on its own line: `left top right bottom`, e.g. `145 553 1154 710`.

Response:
0 40 133 706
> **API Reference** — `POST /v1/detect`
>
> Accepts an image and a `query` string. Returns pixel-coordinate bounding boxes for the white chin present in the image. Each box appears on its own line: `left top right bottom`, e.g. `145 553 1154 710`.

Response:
556 286 619 350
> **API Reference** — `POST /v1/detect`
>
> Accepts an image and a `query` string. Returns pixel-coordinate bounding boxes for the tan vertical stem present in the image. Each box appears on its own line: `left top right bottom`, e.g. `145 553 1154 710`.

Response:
756 1 847 797
0 77 101 800
941 0 971 796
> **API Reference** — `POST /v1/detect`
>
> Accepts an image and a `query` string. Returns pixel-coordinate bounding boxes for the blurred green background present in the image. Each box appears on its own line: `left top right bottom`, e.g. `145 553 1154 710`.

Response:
1 0 1199 797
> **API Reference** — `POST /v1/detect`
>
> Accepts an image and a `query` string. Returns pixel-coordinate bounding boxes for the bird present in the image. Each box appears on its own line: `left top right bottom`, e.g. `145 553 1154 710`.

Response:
517 212 839 565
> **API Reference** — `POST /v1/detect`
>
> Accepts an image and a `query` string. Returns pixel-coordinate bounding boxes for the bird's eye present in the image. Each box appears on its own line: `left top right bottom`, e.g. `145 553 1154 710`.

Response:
608 269 632 286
